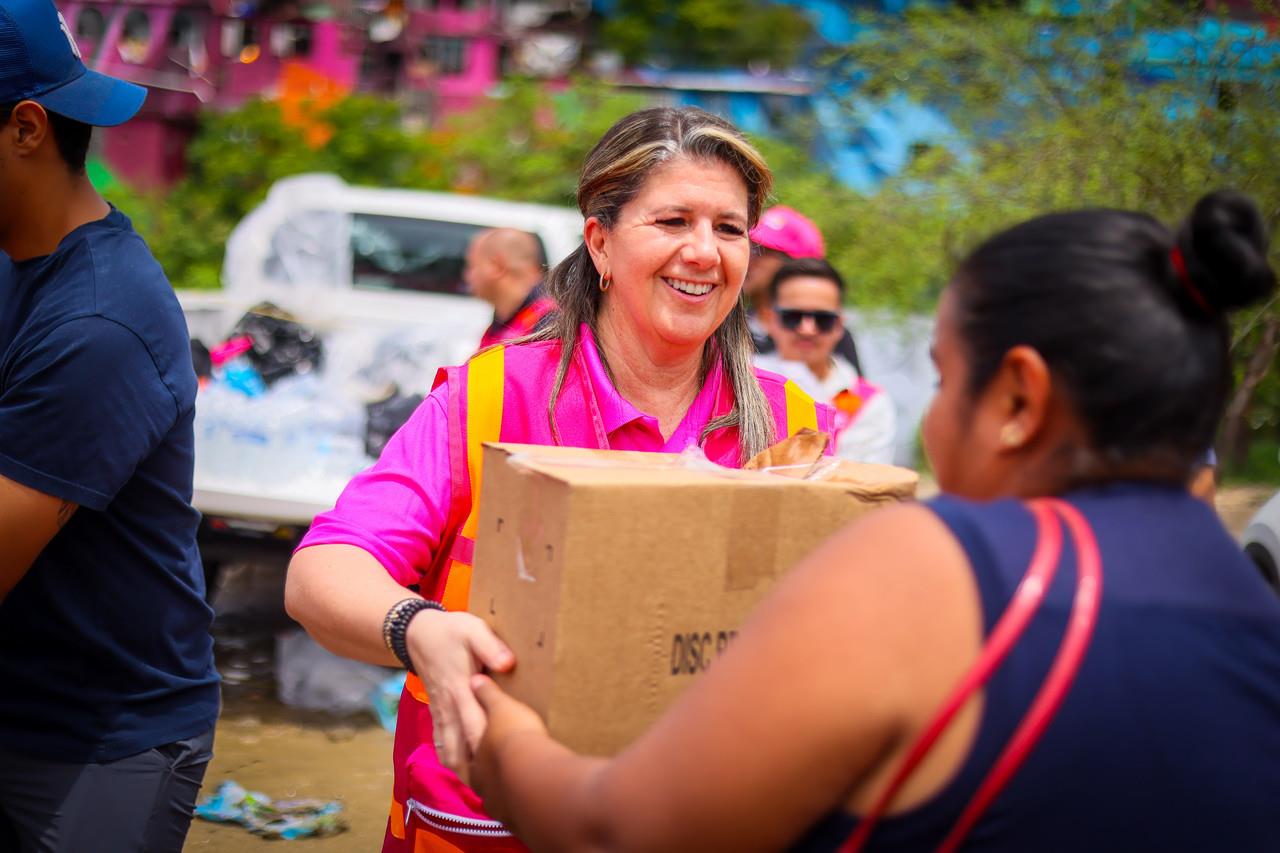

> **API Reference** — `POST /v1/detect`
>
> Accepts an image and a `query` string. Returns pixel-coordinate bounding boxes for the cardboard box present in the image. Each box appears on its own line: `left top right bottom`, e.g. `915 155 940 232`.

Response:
468 443 917 755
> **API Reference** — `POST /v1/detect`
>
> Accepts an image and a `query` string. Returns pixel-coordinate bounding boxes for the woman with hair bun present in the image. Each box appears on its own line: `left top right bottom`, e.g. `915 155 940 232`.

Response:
284 107 833 852
468 191 1280 852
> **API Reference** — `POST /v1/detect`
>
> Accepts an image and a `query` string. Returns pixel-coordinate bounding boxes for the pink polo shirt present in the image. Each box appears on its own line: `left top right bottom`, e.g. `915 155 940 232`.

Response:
300 326 803 587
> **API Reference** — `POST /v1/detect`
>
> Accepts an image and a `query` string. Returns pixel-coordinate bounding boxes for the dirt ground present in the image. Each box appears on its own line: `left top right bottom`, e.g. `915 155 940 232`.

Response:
184 484 1276 852
184 564 395 851
183 701 392 851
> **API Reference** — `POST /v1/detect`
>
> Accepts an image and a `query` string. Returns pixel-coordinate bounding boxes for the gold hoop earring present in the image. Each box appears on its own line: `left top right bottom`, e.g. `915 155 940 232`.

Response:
599 273 611 293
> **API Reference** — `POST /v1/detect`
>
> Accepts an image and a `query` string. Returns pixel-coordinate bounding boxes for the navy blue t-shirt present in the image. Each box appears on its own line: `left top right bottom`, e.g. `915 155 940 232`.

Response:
0 208 220 762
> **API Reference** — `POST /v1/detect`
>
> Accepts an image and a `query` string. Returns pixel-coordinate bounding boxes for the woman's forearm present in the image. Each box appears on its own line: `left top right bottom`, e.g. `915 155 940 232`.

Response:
284 544 411 666
489 732 617 851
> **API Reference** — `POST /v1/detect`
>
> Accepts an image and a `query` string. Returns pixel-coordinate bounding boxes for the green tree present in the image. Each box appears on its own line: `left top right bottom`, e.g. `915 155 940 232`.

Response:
112 100 319 291
600 0 813 69
426 78 650 205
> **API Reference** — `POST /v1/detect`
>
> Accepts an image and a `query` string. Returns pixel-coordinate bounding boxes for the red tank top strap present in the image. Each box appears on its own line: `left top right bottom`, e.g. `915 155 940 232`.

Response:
840 498 1104 853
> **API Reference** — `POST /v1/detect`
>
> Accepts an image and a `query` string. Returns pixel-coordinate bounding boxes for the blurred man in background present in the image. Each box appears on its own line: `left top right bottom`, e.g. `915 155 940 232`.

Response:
464 228 556 350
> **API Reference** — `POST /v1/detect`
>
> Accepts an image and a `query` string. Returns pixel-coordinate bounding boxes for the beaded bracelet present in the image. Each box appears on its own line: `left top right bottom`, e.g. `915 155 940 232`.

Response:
382 597 445 673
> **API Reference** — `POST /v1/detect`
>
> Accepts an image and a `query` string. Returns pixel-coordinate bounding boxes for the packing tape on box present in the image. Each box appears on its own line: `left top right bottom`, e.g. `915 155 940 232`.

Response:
514 538 538 583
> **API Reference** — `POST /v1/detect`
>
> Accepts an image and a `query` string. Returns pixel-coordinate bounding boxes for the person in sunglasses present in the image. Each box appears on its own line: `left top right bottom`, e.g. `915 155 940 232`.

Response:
756 258 896 463
746 206 867 375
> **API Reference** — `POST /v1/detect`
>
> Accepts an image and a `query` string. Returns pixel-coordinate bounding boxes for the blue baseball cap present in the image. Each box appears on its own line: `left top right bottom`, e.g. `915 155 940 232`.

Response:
0 0 145 126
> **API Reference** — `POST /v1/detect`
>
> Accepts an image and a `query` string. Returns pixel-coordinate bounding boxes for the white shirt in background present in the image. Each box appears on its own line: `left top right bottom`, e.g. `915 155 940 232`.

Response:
755 353 897 465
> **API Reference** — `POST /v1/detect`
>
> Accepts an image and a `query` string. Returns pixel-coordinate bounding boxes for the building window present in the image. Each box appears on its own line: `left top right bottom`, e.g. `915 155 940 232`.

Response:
421 36 466 76
359 46 403 94
270 23 313 58
221 19 262 62
119 10 151 63
167 10 202 50
221 20 240 57
76 7 106 40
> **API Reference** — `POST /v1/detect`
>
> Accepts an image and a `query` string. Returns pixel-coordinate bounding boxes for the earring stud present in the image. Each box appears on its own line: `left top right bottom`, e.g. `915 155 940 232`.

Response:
1000 423 1024 448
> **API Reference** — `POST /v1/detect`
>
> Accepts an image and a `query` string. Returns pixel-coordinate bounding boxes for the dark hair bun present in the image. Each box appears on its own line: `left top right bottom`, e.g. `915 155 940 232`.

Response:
1176 190 1276 314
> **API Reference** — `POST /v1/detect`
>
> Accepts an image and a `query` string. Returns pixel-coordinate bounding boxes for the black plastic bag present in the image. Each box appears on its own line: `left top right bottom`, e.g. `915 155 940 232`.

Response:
230 302 323 387
191 339 212 380
365 391 425 459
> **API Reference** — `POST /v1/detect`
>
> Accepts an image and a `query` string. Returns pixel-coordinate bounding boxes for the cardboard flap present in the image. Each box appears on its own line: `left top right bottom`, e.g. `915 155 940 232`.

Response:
743 429 830 473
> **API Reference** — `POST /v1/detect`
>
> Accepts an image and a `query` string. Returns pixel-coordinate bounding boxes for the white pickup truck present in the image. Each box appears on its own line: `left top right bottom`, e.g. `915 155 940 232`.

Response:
179 174 583 573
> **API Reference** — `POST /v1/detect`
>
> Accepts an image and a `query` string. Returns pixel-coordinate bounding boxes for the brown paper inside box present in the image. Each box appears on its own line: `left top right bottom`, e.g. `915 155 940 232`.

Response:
468 440 918 755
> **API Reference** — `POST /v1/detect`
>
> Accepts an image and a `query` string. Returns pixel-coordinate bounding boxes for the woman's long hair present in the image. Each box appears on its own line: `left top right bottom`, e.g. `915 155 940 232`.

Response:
529 106 776 463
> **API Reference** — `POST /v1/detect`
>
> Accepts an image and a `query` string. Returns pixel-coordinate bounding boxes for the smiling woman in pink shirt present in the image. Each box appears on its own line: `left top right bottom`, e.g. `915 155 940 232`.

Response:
284 107 833 853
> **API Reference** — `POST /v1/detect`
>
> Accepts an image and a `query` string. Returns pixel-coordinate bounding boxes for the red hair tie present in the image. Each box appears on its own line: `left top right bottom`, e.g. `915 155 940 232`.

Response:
1170 246 1212 314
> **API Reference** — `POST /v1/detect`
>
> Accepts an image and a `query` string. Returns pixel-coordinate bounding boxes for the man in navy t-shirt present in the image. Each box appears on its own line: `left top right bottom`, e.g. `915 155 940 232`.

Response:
0 0 220 849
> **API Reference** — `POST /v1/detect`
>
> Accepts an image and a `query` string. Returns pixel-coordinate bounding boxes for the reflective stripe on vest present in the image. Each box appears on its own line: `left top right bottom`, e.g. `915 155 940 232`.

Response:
784 379 819 437
442 344 505 612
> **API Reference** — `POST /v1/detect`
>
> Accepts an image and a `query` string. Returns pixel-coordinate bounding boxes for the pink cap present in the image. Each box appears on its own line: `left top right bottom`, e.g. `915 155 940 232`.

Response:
749 206 825 259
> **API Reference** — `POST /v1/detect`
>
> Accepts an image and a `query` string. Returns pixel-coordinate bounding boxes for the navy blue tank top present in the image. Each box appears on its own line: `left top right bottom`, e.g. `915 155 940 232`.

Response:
792 482 1280 851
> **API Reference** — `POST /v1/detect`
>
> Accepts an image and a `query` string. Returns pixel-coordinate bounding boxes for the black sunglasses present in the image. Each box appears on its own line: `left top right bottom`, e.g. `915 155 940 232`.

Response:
777 308 841 334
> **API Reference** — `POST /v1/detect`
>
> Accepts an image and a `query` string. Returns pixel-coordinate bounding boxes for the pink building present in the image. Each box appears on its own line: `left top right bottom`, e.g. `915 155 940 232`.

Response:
65 0 360 186
362 0 503 117
62 0 549 187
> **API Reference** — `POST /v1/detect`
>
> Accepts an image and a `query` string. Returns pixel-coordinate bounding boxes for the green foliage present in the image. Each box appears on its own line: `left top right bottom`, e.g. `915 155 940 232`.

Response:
107 99 318 290
749 133 944 313
103 3 1278 464
600 0 813 69
1223 438 1280 484
427 78 650 205
315 97 437 190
